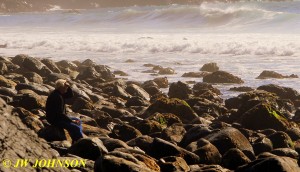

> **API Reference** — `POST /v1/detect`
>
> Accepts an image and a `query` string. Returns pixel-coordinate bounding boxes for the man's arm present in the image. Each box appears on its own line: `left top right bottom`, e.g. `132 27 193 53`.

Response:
63 86 74 99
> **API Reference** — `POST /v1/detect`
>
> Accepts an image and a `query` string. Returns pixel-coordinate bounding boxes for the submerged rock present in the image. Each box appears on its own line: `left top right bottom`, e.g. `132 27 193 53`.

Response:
256 70 298 79
203 71 244 84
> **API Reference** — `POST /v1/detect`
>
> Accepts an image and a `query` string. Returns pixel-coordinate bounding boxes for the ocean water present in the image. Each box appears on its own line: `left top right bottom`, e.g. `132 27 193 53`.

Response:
0 1 299 98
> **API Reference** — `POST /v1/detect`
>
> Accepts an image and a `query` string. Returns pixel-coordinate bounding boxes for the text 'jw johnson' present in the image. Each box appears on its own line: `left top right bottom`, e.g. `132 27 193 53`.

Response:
2 159 87 168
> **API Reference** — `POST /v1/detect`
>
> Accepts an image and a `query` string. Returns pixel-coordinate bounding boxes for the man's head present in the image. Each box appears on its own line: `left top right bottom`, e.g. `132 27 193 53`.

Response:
55 79 69 94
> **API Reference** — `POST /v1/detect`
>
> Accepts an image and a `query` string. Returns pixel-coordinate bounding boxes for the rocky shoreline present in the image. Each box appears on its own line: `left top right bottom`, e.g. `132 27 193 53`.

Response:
0 54 300 171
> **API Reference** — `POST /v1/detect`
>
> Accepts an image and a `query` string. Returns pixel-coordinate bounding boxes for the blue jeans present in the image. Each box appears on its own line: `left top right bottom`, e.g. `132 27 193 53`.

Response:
55 117 83 143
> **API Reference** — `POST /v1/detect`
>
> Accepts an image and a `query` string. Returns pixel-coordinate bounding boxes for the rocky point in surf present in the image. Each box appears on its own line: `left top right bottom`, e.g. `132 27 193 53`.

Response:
0 54 300 171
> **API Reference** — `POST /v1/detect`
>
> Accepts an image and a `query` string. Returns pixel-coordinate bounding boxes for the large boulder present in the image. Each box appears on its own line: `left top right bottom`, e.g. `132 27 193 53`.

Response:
142 97 198 124
267 131 294 149
200 62 219 72
110 123 142 142
15 83 50 95
205 127 254 155
11 92 46 110
72 97 94 112
23 72 43 84
129 119 163 135
38 125 68 142
159 156 190 172
182 71 210 78
237 103 290 131
186 138 222 165
236 155 300 172
221 148 251 170
153 77 168 88
180 126 213 148
41 58 61 73
168 81 193 100
256 70 298 79
94 65 115 80
0 75 17 88
126 84 150 100
257 84 300 102
203 71 244 84
150 138 200 164
68 137 108 160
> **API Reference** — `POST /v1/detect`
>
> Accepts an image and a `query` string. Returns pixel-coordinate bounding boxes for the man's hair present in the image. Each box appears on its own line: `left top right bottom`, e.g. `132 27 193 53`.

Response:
55 79 67 89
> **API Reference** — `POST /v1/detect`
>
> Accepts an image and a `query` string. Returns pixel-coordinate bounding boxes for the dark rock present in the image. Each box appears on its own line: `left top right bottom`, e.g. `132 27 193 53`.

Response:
271 148 299 159
23 56 48 73
267 131 294 149
186 138 222 165
110 123 142 142
129 119 163 135
200 62 219 72
11 92 46 110
237 103 290 131
256 70 298 79
150 138 200 164
286 128 300 141
126 84 150 100
257 84 300 102
77 66 100 80
127 135 154 153
230 86 254 92
38 125 67 142
182 71 210 78
72 97 94 112
0 61 8 74
153 77 168 88
252 137 273 155
203 71 244 84
0 87 17 97
101 106 133 119
187 98 227 117
193 82 221 95
56 60 78 71
205 127 254 155
236 155 300 172
46 73 71 83
222 148 251 170
114 70 129 76
81 59 97 66
41 58 61 73
168 81 192 100
111 85 131 100
159 156 190 172
94 65 115 80
143 97 198 124
100 137 130 152
161 123 186 143
180 126 212 148
11 54 27 66
68 137 108 160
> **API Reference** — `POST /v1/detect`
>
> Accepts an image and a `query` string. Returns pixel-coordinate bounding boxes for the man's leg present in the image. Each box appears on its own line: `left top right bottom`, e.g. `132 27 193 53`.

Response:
56 118 83 143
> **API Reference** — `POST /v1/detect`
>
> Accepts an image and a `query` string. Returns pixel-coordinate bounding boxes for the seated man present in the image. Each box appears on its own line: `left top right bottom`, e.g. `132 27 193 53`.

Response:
46 79 83 143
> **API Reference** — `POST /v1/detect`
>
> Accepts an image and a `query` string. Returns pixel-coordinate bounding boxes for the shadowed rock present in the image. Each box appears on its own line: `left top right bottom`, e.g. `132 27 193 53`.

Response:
203 71 244 84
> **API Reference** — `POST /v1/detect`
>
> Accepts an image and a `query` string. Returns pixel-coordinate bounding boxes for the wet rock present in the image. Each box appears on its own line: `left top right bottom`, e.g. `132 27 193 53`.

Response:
143 97 198 124
0 61 8 74
256 70 298 79
23 72 43 84
0 75 17 88
205 127 254 155
161 123 186 143
41 58 61 73
203 71 244 84
182 71 210 78
159 156 190 172
236 155 300 172
114 70 129 76
158 67 175 75
193 82 221 96
150 137 200 164
153 77 169 88
257 84 300 102
168 81 193 100
230 86 254 92
222 148 251 170
186 138 222 165
200 62 219 72
110 123 142 142
68 137 108 160
271 148 299 159
126 84 150 100
267 131 294 149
